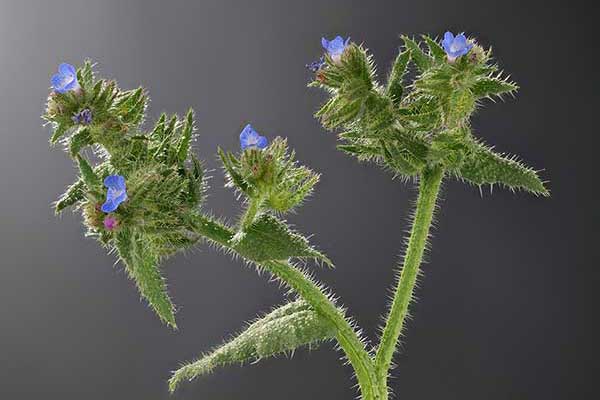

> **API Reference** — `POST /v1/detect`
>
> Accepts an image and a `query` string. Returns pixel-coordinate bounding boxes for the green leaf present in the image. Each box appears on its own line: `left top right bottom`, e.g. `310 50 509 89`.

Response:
169 299 336 392
444 89 475 125
77 60 95 89
422 35 446 62
115 230 177 328
76 155 101 190
218 147 249 194
163 115 178 139
176 109 195 163
233 214 333 266
54 179 86 214
401 36 432 72
456 139 549 196
386 49 410 103
398 96 441 131
470 77 518 99
95 81 116 109
69 127 93 157
149 113 167 140
381 140 420 176
49 122 69 144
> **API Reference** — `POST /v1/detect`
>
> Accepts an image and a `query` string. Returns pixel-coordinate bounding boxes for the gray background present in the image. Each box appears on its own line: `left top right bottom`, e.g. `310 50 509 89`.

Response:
0 0 596 399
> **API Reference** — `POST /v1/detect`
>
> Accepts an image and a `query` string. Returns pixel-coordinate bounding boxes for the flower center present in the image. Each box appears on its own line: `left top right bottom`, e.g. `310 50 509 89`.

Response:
450 41 462 52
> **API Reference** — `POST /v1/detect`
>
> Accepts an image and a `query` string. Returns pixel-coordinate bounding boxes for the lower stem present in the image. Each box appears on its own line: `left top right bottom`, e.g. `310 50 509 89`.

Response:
374 166 444 396
189 215 380 400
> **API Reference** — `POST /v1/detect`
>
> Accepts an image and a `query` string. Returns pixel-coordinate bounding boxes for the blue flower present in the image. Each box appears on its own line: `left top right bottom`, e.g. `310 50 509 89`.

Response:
240 124 268 151
72 108 93 125
321 36 350 61
306 56 325 72
51 63 79 94
441 31 473 61
101 175 127 213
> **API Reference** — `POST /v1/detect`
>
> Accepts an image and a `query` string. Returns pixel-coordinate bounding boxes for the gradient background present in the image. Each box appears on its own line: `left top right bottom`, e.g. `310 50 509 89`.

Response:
0 0 596 399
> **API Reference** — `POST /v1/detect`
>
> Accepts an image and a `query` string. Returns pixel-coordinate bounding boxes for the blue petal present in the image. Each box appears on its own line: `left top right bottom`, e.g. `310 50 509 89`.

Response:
51 73 67 93
104 174 126 190
327 36 347 55
115 175 126 189
240 124 256 138
331 36 344 46
101 199 118 213
455 34 467 47
442 31 454 54
240 124 260 150
113 190 128 205
256 135 268 149
59 63 76 77
63 78 79 91
321 37 329 50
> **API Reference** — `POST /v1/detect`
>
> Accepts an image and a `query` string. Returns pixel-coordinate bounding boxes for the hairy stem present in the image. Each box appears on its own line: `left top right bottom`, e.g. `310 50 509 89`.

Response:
189 214 381 400
240 195 264 230
374 166 444 395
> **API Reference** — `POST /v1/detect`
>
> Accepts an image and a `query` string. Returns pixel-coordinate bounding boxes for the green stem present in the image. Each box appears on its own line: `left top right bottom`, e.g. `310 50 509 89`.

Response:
374 166 444 396
189 214 380 400
240 195 264 230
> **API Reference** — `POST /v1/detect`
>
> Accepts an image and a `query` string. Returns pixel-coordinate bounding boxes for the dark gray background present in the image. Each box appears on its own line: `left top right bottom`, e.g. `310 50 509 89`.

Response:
0 0 596 399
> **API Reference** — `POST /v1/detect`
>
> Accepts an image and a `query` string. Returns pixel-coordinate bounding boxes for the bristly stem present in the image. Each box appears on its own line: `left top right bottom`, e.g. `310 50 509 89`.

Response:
374 166 444 395
240 195 264 230
188 215 381 400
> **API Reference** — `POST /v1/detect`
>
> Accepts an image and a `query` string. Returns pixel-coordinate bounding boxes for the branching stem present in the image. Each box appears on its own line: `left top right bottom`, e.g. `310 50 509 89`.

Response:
189 214 381 400
374 166 444 396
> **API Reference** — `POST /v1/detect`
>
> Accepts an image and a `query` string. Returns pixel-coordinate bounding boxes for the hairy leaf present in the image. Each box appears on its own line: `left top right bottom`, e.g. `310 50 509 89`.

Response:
169 300 336 392
176 109 195 163
401 36 432 72
49 122 69 144
386 49 410 103
233 214 332 266
54 179 86 214
422 35 446 62
470 77 518 99
456 139 549 195
76 155 101 191
115 230 177 328
69 127 93 157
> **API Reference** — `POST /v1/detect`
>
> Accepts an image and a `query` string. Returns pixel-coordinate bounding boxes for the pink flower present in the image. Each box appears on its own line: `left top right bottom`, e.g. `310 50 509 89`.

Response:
103 215 119 231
